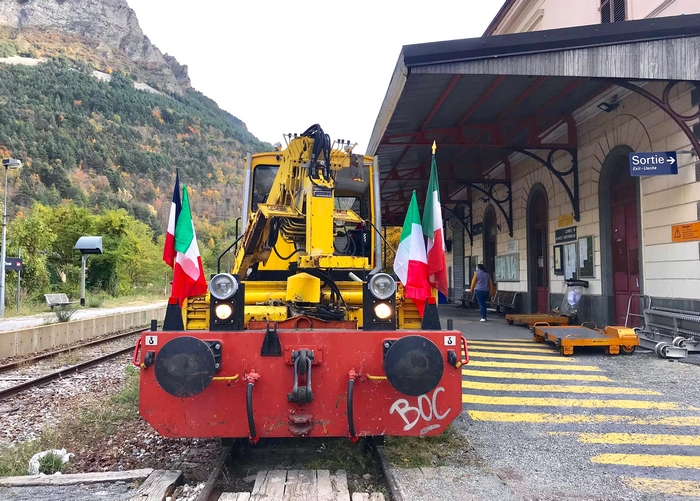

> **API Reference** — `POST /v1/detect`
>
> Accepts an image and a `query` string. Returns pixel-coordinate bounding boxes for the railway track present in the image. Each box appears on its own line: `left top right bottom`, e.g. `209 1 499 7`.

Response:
0 327 146 401
191 437 395 501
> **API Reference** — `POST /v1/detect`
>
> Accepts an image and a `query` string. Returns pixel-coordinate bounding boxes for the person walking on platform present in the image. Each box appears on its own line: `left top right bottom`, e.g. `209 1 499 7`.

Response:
469 263 495 322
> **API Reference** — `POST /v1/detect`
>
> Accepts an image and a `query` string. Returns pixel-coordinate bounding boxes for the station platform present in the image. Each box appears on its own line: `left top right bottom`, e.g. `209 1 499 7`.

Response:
408 303 700 501
439 304 532 342
0 302 166 332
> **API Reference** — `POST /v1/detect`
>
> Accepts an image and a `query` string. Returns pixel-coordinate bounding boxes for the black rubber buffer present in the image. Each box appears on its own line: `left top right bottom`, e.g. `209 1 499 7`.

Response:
154 336 215 397
384 336 444 397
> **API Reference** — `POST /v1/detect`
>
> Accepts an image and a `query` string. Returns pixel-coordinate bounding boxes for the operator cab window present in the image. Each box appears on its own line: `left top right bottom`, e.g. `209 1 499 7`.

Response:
251 165 279 212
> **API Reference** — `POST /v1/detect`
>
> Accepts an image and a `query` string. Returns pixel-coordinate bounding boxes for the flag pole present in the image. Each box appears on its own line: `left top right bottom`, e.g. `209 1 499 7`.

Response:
430 140 437 301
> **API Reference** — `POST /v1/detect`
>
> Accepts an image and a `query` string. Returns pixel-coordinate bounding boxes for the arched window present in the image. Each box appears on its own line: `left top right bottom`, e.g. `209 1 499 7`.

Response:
601 0 626 23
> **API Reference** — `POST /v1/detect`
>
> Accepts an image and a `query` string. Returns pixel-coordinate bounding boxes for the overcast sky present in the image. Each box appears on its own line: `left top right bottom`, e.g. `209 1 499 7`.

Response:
125 1 504 154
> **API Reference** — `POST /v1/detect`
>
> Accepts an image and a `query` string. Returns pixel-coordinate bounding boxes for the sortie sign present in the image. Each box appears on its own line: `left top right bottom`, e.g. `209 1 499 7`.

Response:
629 152 677 176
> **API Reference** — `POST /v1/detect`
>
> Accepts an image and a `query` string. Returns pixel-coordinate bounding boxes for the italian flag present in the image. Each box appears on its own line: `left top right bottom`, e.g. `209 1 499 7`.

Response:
171 185 207 306
162 170 180 268
422 145 449 298
393 191 432 317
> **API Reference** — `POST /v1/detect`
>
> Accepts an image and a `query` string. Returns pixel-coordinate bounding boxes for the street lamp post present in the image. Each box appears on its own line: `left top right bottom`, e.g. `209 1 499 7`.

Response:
0 158 21 318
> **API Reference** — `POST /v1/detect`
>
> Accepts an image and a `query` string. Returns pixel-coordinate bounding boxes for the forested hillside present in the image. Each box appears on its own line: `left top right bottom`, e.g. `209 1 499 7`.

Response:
0 56 267 229
0 52 269 302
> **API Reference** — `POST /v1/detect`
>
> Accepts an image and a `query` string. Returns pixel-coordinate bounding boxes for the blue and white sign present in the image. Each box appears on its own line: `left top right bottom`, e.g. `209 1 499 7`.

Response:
629 151 678 176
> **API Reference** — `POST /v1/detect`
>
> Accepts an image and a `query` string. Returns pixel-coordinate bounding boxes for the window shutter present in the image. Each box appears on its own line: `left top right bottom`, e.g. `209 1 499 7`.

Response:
601 0 626 23
613 0 626 22
601 0 611 23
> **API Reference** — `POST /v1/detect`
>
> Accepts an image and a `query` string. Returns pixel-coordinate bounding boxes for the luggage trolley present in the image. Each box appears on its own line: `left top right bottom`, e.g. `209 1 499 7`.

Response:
506 280 589 328
532 323 640 357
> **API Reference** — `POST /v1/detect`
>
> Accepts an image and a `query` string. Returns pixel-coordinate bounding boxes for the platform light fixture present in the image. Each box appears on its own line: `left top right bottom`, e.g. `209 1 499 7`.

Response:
74 236 103 307
597 101 619 113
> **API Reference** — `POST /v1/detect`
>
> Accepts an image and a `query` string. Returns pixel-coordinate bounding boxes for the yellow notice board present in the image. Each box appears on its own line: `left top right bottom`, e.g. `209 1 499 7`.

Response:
671 222 700 242
558 213 574 228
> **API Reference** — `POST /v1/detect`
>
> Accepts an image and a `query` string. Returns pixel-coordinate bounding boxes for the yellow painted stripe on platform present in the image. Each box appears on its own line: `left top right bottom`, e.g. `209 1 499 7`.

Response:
462 369 613 382
462 394 690 410
464 361 602 371
467 411 700 426
591 454 700 469
462 381 661 395
464 343 552 353
469 351 572 361
571 433 700 446
621 477 700 497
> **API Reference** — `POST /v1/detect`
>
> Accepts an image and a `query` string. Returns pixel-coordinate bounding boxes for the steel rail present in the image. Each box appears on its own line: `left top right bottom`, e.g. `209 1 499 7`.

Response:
197 444 234 501
0 345 137 401
0 327 147 374
369 439 404 501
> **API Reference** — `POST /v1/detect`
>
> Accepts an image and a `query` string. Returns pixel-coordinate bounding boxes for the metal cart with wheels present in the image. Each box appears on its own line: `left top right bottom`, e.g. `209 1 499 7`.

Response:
506 280 589 328
532 322 640 356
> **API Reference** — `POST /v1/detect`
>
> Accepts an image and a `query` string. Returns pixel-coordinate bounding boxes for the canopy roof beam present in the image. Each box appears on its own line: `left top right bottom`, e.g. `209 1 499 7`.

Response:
613 80 700 156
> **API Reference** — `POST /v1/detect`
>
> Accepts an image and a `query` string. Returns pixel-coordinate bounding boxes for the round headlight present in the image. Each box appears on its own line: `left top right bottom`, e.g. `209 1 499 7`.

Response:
374 302 393 320
209 273 238 300
369 273 396 300
214 302 234 320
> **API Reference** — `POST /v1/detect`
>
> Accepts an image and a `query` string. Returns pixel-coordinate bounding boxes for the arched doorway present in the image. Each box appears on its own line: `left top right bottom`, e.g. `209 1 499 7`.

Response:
483 207 497 281
527 185 548 313
599 146 641 326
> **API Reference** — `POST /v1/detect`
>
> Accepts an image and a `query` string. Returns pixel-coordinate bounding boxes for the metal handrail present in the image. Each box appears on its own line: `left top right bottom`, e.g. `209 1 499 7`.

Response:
650 306 700 317
217 234 244 274
625 294 652 328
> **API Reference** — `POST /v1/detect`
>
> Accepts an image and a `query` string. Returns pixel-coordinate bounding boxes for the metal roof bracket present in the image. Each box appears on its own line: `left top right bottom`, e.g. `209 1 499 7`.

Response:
461 180 513 238
445 198 473 247
613 80 700 157
514 148 580 222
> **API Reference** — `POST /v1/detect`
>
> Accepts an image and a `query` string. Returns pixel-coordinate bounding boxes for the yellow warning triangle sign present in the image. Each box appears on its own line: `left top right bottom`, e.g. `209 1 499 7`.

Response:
674 227 682 238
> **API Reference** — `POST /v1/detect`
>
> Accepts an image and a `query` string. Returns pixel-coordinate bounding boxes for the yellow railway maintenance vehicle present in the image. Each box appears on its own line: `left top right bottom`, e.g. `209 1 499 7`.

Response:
135 124 467 441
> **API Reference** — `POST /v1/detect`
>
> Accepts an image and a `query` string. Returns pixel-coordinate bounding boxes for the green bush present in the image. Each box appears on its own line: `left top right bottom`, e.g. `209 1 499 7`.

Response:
53 308 76 323
87 293 106 308
0 42 17 58
38 452 67 475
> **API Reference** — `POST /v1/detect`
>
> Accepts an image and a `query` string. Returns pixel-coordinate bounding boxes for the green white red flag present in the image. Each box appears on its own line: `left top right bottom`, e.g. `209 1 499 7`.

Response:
393 191 432 317
422 142 448 298
162 170 180 268
171 185 207 306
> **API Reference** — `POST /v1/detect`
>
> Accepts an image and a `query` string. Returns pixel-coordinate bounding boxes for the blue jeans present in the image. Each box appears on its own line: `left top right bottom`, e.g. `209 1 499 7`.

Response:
476 290 489 319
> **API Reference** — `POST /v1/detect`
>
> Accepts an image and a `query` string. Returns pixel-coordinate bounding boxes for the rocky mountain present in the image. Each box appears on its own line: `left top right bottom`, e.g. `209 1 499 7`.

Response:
0 0 190 94
0 0 270 253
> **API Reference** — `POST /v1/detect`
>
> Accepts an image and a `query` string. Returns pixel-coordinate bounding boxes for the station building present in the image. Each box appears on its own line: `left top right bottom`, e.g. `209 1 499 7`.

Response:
368 1 700 327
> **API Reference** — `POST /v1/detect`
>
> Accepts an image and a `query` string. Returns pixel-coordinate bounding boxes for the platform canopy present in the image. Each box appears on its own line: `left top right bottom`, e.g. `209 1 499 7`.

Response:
367 14 700 228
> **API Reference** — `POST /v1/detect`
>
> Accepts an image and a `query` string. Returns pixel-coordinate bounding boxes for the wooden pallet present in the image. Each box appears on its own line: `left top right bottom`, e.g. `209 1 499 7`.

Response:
217 469 385 501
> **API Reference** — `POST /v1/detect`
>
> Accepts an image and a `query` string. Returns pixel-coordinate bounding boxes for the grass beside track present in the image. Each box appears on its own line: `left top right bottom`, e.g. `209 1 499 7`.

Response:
383 425 481 468
0 366 139 476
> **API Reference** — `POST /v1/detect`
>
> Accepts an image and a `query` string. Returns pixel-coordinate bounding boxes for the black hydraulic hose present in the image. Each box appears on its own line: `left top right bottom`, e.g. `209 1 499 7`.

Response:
301 124 334 184
273 244 300 261
348 378 356 439
246 382 256 440
304 268 348 310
